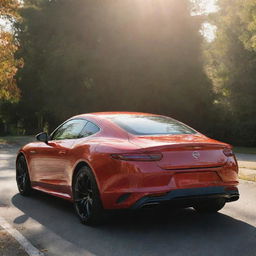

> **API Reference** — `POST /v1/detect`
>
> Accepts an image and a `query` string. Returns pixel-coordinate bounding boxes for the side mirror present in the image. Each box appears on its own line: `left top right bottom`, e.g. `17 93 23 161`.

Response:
36 132 49 144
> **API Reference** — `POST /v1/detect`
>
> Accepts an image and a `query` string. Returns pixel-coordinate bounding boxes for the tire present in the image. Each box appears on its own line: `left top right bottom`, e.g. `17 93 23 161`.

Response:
73 166 104 225
16 155 32 196
193 198 226 213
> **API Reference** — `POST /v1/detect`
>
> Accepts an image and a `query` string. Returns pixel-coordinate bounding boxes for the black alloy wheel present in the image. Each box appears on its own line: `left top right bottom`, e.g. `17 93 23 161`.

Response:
73 166 103 225
16 155 32 196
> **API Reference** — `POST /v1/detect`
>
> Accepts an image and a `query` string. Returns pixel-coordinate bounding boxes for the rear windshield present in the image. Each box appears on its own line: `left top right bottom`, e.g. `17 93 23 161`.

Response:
109 115 197 135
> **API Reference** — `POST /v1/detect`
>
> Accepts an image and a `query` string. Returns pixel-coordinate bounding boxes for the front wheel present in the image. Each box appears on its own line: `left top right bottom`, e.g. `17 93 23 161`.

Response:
73 166 104 225
193 198 226 213
16 155 32 196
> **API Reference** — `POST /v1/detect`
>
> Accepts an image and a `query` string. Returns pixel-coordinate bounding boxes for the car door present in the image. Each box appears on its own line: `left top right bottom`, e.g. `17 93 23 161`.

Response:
30 119 87 194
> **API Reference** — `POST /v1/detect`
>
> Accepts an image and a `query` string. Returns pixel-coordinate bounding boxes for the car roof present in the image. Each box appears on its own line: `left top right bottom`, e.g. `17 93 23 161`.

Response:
71 112 161 138
75 111 159 120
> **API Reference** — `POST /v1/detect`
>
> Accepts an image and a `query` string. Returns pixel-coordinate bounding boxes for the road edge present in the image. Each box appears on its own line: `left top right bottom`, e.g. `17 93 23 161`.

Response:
239 168 256 182
0 216 44 256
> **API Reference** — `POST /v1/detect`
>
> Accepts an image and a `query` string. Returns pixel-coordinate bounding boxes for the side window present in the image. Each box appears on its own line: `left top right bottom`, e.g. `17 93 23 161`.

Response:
79 121 100 138
51 119 87 140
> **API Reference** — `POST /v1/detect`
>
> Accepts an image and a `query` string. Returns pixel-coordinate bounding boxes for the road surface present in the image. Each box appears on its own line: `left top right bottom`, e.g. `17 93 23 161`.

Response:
0 144 255 256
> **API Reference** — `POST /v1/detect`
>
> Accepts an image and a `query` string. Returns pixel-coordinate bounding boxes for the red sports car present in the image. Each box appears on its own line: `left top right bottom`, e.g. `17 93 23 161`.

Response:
16 112 239 225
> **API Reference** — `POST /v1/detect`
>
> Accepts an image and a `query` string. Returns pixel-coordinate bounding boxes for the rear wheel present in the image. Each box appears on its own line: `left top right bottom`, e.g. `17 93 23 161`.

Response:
193 198 226 213
73 166 104 225
16 155 32 196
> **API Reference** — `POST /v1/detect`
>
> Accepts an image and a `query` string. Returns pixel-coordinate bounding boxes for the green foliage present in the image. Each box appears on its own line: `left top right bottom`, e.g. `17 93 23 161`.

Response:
2 0 256 146
8 0 213 134
205 0 256 146
239 0 256 51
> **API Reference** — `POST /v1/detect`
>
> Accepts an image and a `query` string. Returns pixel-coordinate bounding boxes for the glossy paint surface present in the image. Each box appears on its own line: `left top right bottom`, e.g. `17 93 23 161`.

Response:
18 112 239 209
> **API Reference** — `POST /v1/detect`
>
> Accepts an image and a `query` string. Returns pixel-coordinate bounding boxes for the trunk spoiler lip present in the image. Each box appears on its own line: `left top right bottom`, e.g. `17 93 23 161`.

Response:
158 164 226 170
127 142 230 153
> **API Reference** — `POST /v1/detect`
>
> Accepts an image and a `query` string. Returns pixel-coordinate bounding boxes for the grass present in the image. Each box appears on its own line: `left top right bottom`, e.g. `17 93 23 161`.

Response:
0 136 35 146
233 147 256 155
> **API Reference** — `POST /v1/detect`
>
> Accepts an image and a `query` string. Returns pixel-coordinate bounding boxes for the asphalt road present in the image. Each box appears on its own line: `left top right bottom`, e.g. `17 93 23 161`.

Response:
0 144 256 256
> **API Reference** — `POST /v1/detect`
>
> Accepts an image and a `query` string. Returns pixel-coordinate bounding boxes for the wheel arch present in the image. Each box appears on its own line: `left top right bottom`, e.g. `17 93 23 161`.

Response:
16 151 30 168
16 151 32 180
16 151 25 162
71 161 101 192
16 151 29 168
16 152 24 176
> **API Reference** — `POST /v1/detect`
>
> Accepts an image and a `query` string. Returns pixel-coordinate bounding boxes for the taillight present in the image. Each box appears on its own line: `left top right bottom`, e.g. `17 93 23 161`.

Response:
111 153 162 161
223 148 233 157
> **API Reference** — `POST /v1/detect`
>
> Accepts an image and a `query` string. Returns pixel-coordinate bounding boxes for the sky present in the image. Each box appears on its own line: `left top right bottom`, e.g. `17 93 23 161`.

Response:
194 0 218 41
201 0 218 14
0 18 12 32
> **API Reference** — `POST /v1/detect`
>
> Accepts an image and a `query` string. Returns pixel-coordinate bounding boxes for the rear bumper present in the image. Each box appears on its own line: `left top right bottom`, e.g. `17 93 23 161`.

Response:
131 186 239 209
96 156 239 209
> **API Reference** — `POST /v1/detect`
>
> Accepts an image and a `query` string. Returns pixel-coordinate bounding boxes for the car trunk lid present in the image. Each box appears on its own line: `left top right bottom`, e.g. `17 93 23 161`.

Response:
129 134 228 170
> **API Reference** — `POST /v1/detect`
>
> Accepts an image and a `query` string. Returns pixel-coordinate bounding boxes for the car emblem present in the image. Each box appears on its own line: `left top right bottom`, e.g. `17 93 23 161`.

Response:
192 151 200 159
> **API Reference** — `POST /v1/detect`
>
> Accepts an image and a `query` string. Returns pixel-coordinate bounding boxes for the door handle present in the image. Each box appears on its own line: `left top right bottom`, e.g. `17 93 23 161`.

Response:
58 150 67 155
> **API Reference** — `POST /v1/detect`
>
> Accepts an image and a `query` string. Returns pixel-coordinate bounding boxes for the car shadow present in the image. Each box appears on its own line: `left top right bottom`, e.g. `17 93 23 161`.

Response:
12 191 256 256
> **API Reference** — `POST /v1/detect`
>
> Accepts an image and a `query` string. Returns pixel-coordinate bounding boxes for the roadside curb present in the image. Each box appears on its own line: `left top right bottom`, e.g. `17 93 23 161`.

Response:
0 227 29 256
238 168 256 182
0 216 44 256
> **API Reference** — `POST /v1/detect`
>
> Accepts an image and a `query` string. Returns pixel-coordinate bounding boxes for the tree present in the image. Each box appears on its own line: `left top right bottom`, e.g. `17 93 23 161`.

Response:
0 0 22 102
0 0 20 19
12 0 213 134
205 0 256 145
239 0 256 52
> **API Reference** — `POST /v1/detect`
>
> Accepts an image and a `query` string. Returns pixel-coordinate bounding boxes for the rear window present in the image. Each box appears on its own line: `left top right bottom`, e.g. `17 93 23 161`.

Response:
109 115 196 135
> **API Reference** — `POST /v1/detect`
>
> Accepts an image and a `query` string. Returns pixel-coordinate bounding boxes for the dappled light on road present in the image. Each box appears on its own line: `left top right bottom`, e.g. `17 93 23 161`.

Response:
0 144 255 256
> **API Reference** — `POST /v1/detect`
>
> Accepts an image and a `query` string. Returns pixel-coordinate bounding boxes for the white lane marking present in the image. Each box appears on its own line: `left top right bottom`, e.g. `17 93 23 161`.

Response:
0 216 44 256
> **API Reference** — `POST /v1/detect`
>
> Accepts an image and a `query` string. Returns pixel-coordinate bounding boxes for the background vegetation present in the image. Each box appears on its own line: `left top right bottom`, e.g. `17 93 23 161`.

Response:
0 0 256 146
